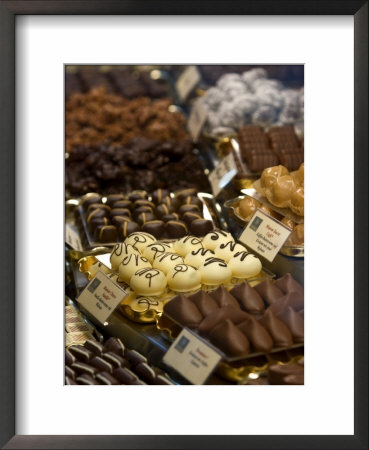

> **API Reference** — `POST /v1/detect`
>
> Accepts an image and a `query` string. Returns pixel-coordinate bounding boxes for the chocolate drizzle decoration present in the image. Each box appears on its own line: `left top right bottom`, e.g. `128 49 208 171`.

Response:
203 257 228 267
134 268 160 287
233 251 252 261
209 230 228 241
172 264 190 278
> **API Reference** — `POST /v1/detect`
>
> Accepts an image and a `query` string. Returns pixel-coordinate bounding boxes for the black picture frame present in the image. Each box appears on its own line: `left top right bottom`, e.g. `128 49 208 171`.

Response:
0 1 367 449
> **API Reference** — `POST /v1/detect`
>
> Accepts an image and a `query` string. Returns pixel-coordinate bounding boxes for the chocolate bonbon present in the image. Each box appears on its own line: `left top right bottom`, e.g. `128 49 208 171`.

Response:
229 282 265 315
209 320 251 356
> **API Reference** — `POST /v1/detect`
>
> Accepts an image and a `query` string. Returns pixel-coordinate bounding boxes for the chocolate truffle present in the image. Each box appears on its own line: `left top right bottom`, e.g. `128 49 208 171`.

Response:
155 203 173 218
110 208 131 218
111 215 130 228
209 319 251 356
142 220 165 238
166 220 188 238
111 200 132 210
90 356 113 374
76 374 99 385
153 252 184 274
81 193 102 209
182 212 203 225
125 349 147 366
118 254 152 284
119 221 140 239
230 282 265 315
167 264 202 293
273 273 304 296
87 203 111 214
163 294 203 328
182 195 202 208
133 206 154 217
162 213 180 223
129 192 147 202
198 258 232 287
190 219 214 237
130 268 167 296
179 204 200 215
151 188 170 204
87 207 109 224
175 188 197 200
184 248 215 269
105 194 125 207
95 225 118 243
113 367 138 384
134 199 155 209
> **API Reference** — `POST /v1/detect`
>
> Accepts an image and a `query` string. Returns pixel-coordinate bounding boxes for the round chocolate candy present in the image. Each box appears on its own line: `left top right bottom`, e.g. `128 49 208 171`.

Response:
136 212 156 226
105 194 125 207
129 191 147 202
179 204 200 216
111 215 130 228
95 225 118 243
134 199 155 209
111 200 132 210
182 212 203 225
151 188 169 204
161 196 173 208
119 221 140 238
88 216 110 232
182 196 202 208
155 203 173 218
87 207 109 223
190 219 214 237
142 220 165 239
162 213 180 223
166 220 188 238
110 208 131 218
87 203 110 214
133 206 153 218
81 193 102 209
175 188 197 200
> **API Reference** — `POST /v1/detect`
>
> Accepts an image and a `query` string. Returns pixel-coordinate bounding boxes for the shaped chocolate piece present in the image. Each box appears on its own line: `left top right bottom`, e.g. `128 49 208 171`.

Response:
84 339 104 356
136 212 156 225
237 318 274 353
76 374 99 385
125 350 147 366
190 219 214 237
119 221 140 239
209 319 251 356
198 306 250 334
155 375 174 385
95 372 120 385
135 363 157 384
276 306 304 343
283 373 304 385
277 291 304 311
105 194 125 207
103 337 125 356
68 345 94 363
65 366 76 380
65 376 78 385
111 200 132 210
162 213 180 223
163 294 203 328
166 220 188 238
151 188 170 204
142 220 165 238
95 225 118 243
90 356 113 374
110 208 131 218
65 349 76 366
71 362 98 377
254 279 284 305
102 352 128 369
188 291 219 316
113 367 138 384
182 212 203 224
230 282 265 315
273 273 304 296
179 204 200 215
209 286 240 309
258 310 293 348
268 363 304 385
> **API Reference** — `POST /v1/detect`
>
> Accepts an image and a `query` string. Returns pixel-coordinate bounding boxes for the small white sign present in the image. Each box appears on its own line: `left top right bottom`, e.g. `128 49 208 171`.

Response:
77 271 127 325
208 153 237 197
176 65 201 101
188 100 207 141
65 224 83 251
239 209 292 262
163 328 223 385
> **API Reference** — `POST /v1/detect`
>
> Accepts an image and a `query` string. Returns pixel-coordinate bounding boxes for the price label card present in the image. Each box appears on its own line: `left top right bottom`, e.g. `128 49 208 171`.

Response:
65 224 83 251
188 100 207 141
208 152 237 197
163 328 223 385
239 209 292 262
77 271 127 325
175 65 201 101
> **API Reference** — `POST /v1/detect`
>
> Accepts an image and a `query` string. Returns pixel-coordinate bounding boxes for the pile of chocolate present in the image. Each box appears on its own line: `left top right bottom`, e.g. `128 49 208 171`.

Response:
164 273 304 358
65 337 174 385
65 88 188 152
65 67 169 100
66 137 210 195
237 125 304 173
77 188 214 245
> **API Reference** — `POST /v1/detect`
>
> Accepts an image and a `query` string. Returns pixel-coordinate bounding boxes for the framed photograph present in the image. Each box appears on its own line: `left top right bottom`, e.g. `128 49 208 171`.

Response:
0 1 367 449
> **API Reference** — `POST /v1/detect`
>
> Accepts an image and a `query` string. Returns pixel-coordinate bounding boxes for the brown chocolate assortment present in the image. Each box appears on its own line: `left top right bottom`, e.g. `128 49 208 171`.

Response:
163 273 304 358
66 337 174 385
76 188 214 245
237 125 304 173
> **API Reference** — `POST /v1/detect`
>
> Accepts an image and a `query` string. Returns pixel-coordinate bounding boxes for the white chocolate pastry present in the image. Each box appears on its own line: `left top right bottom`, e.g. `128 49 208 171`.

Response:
118 254 152 283
213 241 247 263
166 264 202 293
153 252 184 274
142 242 173 263
110 243 140 271
124 232 156 253
130 268 167 296
202 230 234 251
173 235 203 257
198 257 232 286
228 251 262 279
184 248 215 269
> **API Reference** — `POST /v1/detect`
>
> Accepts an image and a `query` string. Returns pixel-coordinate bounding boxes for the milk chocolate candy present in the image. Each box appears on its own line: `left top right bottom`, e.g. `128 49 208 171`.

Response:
198 306 250 335
90 356 113 373
179 204 200 215
69 345 94 363
164 294 203 328
188 291 219 316
95 372 120 385
298 309 304 318
266 296 290 315
142 220 165 238
135 362 157 384
65 376 78 385
209 319 251 356
84 339 105 356
104 337 125 356
151 188 170 205
209 286 240 309
190 219 214 237
125 349 147 366
71 362 98 377
237 318 274 353
119 221 140 238
95 225 118 243
283 373 304 385
102 352 128 369
230 282 265 315
182 212 203 225
166 220 188 238
277 291 304 311
113 367 138 384
111 200 132 210
268 363 303 385
155 203 173 218
136 212 156 226
274 273 304 296
110 208 131 218
162 213 180 223
276 306 304 343
254 279 284 305
105 194 125 207
76 374 99 385
258 310 293 348
65 349 76 366
65 366 76 379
